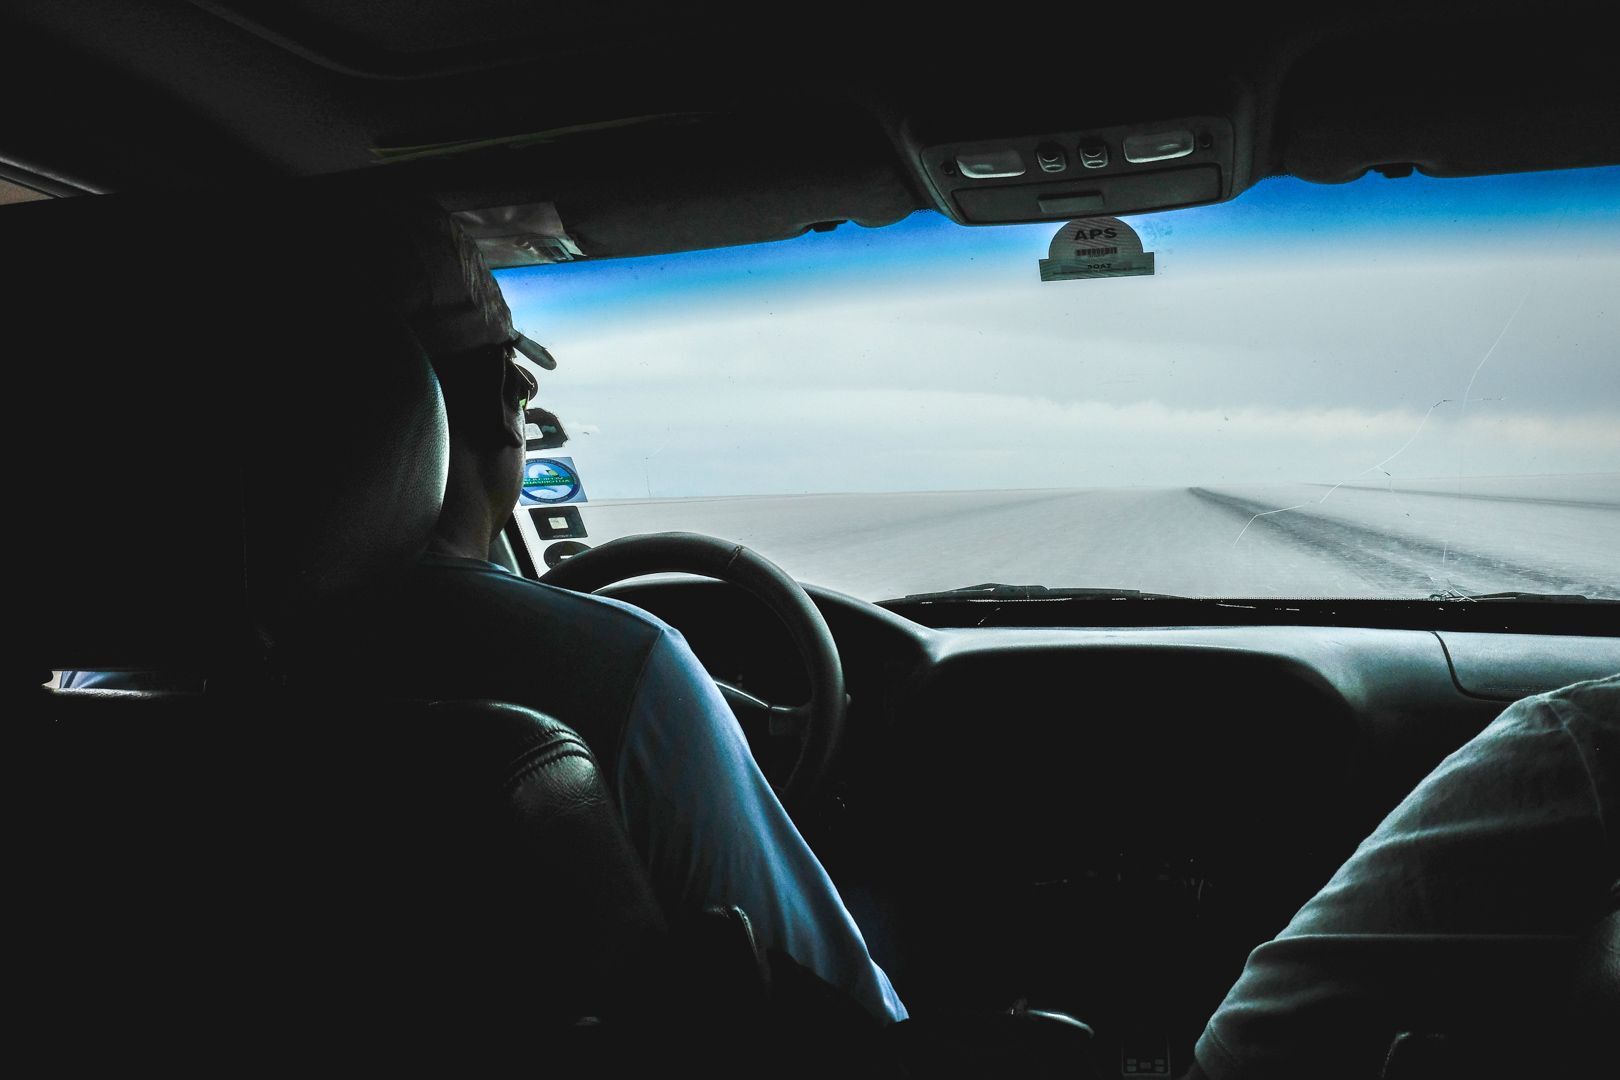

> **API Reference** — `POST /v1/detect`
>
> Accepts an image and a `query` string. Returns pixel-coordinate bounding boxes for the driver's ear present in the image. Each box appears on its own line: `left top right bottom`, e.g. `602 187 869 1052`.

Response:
449 349 524 450
497 359 532 450
438 348 530 451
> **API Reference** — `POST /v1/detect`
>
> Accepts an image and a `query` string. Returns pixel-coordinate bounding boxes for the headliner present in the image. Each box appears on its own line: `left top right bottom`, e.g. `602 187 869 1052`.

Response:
3 2 1616 256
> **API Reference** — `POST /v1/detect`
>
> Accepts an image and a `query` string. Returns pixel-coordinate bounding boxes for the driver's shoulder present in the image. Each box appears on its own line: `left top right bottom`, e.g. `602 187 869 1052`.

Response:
510 574 681 641
424 556 681 646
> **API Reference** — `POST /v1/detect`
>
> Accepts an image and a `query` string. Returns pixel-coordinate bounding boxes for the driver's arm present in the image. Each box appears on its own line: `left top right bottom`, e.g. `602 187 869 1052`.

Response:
607 611 908 1024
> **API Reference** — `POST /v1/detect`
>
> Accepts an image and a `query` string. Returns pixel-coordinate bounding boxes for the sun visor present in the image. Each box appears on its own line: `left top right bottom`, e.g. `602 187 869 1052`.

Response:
452 201 584 269
1278 27 1620 183
418 108 921 260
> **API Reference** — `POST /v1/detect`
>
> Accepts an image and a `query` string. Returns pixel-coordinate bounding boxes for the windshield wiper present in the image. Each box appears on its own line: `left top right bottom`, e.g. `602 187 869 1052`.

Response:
889 584 1616 606
884 583 1192 604
1426 589 1613 603
880 586 1619 632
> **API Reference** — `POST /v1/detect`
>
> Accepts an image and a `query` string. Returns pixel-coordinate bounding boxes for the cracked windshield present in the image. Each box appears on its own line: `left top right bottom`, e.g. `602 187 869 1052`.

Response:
497 166 1620 602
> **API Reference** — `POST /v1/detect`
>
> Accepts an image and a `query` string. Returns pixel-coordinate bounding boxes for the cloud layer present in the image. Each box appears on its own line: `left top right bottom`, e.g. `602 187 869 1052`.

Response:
525 257 1617 498
504 176 1620 500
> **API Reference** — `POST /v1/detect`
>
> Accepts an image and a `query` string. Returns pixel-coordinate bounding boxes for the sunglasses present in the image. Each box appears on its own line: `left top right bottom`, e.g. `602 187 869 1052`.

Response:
509 354 539 411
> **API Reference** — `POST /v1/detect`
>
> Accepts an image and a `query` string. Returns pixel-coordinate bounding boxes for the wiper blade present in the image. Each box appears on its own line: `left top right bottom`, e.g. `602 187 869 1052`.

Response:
888 585 1617 606
884 582 1191 604
1426 589 1613 603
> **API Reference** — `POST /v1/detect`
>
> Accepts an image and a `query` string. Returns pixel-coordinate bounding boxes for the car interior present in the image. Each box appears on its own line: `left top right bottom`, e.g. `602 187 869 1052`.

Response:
9 4 1617 1077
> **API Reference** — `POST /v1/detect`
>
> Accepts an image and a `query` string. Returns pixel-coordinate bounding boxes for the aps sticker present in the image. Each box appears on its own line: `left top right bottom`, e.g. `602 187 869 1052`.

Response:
1039 217 1155 281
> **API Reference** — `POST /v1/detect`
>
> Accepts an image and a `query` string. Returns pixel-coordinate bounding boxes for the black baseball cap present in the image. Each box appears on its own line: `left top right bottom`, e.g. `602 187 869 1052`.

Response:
372 200 559 377
509 334 556 371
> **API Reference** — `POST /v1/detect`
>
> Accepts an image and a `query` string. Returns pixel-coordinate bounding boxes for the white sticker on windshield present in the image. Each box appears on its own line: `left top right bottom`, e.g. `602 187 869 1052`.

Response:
1039 217 1155 281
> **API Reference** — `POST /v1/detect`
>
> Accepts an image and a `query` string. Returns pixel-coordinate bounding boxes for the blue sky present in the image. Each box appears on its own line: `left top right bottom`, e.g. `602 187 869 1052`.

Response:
500 166 1620 328
497 166 1620 500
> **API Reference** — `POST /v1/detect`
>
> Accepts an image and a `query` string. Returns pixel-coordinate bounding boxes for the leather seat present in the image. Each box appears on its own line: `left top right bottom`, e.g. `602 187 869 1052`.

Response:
10 187 668 1066
18 692 666 1066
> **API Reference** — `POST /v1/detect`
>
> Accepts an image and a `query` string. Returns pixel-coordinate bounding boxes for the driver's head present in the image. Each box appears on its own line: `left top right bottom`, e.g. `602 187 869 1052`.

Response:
368 199 554 554
434 340 539 515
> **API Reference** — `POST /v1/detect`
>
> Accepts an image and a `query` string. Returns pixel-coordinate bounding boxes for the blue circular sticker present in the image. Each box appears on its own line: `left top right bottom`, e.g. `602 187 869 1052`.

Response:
520 457 582 505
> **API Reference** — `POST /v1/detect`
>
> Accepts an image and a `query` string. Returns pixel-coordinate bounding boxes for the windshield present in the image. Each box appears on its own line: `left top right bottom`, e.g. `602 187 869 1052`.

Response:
496 167 1619 603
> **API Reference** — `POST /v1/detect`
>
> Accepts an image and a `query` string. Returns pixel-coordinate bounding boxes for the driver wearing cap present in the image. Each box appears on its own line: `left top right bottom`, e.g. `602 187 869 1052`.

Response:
341 200 913 1023
358 206 908 1025
67 201 906 1026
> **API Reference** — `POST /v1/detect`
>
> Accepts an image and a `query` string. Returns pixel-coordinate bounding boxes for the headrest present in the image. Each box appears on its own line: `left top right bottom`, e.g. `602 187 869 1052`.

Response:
9 187 451 676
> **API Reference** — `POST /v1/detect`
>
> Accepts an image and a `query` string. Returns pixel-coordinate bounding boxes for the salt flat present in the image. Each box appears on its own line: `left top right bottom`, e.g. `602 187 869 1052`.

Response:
556 475 1620 601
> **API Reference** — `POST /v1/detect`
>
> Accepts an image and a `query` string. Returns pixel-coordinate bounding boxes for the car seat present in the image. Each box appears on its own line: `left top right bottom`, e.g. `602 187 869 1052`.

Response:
10 189 674 1068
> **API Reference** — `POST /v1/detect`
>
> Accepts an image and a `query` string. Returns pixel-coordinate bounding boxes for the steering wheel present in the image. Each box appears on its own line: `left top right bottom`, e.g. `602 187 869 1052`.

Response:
537 531 846 816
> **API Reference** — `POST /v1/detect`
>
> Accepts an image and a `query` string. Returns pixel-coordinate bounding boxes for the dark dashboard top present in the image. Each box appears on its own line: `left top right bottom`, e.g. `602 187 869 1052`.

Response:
606 579 1620 711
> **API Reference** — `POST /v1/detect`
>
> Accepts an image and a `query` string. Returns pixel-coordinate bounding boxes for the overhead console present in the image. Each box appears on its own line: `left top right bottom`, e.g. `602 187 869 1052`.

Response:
918 115 1238 225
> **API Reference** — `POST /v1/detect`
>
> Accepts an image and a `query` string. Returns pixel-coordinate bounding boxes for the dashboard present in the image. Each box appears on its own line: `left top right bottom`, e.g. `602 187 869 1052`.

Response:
602 577 1620 1068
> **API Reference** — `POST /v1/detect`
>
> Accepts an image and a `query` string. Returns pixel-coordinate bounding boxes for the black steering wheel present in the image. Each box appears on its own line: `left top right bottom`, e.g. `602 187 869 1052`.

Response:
538 532 846 816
